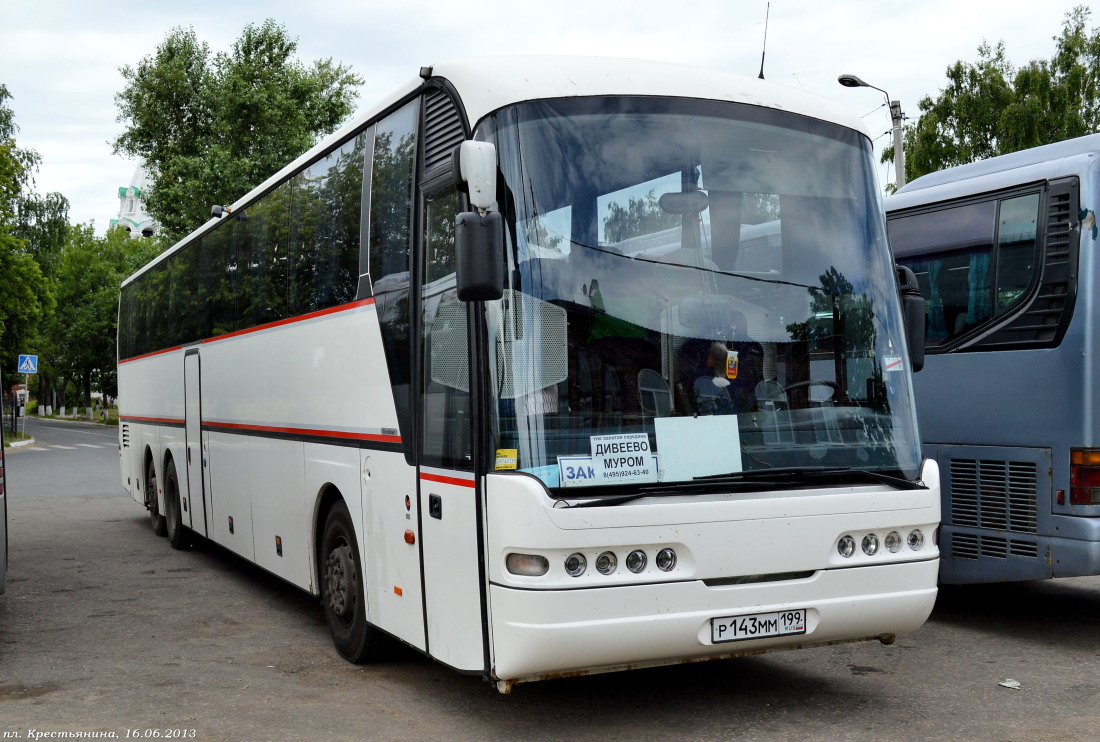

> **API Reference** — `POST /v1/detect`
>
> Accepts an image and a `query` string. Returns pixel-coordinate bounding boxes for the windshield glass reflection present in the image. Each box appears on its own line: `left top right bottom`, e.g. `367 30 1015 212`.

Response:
475 97 921 493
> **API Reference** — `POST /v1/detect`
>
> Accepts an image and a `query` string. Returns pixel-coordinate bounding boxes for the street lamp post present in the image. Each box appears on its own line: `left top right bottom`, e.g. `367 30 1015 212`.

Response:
838 73 905 189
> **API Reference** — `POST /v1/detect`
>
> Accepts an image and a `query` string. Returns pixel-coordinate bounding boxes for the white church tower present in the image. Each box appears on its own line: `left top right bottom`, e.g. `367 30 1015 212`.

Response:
110 163 158 238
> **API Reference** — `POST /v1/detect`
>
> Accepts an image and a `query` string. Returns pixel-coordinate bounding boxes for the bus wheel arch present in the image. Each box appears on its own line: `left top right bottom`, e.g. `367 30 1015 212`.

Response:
144 448 166 537
316 490 386 663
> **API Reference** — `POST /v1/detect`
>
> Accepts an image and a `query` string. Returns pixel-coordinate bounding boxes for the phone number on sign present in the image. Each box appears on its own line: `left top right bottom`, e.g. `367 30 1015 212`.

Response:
603 469 650 478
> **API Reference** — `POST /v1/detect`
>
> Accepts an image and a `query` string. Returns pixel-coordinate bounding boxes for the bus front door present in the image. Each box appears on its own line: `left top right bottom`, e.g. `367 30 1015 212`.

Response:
415 180 487 674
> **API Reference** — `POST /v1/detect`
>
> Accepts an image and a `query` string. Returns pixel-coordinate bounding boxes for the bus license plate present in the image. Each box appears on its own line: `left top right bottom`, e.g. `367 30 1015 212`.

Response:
711 609 807 644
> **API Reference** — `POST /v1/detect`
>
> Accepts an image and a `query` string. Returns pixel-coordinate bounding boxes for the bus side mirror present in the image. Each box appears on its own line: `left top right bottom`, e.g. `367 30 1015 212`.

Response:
453 141 498 211
456 211 504 302
454 141 504 302
896 265 925 373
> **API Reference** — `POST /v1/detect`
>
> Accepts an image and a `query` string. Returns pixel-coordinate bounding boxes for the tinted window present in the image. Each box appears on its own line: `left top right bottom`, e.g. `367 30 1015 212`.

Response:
421 184 468 468
892 195 1043 348
119 126 373 359
368 100 418 451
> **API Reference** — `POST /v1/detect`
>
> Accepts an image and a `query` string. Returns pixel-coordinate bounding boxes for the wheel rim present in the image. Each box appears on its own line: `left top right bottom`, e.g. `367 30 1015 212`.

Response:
325 538 358 625
147 463 158 521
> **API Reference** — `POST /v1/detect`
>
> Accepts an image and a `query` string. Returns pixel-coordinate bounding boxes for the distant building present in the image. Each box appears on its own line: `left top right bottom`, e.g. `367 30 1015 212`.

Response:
111 164 157 238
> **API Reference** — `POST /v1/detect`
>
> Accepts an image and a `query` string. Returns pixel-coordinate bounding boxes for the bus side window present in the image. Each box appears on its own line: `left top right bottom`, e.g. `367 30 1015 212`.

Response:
421 184 470 468
995 193 1040 310
892 193 1042 349
367 101 419 460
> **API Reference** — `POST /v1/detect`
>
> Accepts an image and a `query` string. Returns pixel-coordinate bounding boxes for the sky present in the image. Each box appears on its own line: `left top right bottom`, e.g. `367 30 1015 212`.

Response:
0 0 1080 232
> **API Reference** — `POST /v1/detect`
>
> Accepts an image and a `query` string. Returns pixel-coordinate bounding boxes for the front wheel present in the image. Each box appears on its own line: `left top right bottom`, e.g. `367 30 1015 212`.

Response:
320 501 386 663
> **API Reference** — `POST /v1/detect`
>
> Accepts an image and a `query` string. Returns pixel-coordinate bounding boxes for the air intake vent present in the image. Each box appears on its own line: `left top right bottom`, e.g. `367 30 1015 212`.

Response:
977 177 1079 349
121 423 130 448
949 459 1038 534
951 533 1039 560
422 89 465 174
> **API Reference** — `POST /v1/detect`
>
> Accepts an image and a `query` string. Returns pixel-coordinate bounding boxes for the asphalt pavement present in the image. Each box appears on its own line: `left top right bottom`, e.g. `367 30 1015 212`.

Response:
1 416 1099 741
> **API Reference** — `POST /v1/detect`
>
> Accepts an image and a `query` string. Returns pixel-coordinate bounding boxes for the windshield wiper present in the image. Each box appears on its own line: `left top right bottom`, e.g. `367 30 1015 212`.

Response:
693 466 925 491
560 467 924 508
562 485 709 508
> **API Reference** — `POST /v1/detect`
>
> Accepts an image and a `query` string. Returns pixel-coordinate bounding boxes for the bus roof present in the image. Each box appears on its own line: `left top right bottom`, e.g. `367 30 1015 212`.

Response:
887 132 1100 211
125 56 870 286
432 56 867 133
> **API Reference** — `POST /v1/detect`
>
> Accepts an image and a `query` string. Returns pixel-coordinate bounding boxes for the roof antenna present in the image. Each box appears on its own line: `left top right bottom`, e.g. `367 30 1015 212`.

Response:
757 2 770 80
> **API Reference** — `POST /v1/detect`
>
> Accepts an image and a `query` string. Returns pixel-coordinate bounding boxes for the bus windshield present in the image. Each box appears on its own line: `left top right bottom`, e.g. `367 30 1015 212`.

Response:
477 96 921 492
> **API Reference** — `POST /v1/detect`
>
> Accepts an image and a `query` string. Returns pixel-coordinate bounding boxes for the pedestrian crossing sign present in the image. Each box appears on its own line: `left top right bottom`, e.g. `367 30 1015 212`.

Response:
18 354 38 374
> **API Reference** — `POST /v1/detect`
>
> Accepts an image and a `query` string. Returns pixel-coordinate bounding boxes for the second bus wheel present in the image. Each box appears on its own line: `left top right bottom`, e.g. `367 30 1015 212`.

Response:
163 461 189 550
320 500 387 663
146 457 166 537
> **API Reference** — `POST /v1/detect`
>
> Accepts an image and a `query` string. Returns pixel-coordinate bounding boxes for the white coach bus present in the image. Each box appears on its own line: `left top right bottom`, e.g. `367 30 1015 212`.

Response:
118 56 940 692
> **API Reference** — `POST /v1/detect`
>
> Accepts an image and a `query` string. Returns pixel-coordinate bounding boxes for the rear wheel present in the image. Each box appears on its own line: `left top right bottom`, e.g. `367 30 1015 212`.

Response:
320 500 386 663
145 458 166 537
164 461 189 550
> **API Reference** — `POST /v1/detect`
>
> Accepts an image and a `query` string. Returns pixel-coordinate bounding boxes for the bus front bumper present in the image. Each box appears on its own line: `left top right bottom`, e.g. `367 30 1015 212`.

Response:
489 558 938 684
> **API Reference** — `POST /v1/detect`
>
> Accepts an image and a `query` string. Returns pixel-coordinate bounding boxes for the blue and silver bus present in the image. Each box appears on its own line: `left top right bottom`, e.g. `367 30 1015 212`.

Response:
886 133 1100 584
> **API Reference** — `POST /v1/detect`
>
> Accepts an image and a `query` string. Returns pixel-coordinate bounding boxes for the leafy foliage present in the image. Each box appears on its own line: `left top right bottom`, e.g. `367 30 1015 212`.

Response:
42 226 161 406
893 5 1100 181
602 190 679 243
113 20 363 240
0 85 54 390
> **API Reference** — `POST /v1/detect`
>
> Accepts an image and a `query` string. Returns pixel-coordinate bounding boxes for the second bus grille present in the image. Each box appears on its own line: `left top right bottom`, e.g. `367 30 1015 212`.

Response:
949 458 1038 534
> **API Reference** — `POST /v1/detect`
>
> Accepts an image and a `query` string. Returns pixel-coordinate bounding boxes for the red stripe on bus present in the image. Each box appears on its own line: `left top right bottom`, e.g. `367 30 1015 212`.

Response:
419 472 476 488
116 298 376 363
204 420 401 444
202 298 376 344
120 415 186 426
118 346 183 364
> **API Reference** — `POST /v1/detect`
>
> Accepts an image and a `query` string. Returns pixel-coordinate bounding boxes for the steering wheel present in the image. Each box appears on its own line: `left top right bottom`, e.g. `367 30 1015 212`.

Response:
781 379 843 403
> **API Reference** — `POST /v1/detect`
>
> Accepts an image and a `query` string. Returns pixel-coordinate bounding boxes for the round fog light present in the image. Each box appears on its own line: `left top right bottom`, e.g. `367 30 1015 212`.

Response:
596 551 617 575
885 531 902 553
907 529 925 551
626 549 647 573
656 548 677 572
861 533 879 556
564 552 587 577
838 535 856 558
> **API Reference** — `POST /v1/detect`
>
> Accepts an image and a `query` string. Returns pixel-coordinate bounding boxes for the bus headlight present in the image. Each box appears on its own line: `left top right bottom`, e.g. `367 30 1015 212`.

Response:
656 548 677 572
838 535 856 558
626 549 647 573
907 530 925 551
861 533 879 556
884 531 903 553
564 552 587 577
595 551 617 575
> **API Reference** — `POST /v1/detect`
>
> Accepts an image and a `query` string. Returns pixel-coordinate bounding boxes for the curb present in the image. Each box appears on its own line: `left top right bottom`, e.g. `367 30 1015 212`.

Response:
8 438 35 448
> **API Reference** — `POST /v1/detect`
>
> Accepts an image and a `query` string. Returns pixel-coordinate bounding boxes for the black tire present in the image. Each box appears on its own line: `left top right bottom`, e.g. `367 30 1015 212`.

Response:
320 501 386 663
146 457 166 537
164 461 189 550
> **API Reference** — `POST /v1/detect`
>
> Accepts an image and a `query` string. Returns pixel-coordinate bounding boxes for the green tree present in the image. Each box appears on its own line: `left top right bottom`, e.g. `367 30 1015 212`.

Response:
13 191 71 279
894 5 1100 181
602 190 680 243
113 20 363 240
42 226 160 408
0 84 54 392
